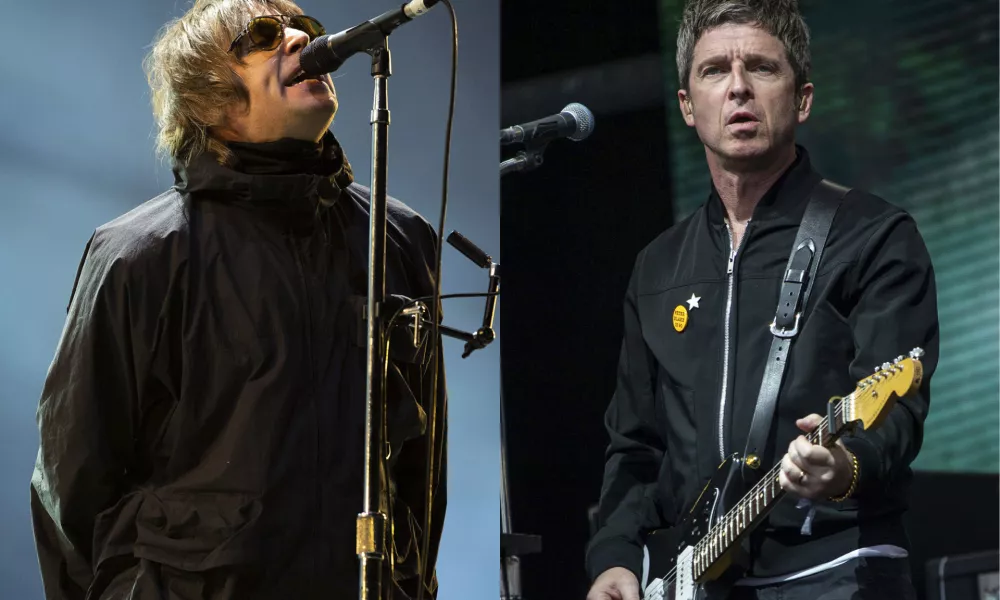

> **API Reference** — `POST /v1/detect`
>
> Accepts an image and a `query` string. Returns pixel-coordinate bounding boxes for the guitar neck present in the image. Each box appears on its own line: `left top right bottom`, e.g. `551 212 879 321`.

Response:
685 351 923 583
692 395 853 580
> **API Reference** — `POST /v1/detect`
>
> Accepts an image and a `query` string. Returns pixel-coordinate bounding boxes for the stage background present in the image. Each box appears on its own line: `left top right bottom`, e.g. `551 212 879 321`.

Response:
0 1 499 599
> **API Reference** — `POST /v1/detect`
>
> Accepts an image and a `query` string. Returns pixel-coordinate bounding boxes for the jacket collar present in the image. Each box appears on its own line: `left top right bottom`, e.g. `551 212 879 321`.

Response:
171 130 355 213
704 145 823 227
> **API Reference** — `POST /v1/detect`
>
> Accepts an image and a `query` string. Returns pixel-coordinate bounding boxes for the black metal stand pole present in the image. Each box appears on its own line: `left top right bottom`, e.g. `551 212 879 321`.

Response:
500 394 522 600
359 37 392 600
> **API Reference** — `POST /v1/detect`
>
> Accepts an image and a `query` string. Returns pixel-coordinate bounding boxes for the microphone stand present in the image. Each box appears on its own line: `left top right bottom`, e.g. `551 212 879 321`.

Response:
497 156 543 600
359 35 392 600
358 32 489 600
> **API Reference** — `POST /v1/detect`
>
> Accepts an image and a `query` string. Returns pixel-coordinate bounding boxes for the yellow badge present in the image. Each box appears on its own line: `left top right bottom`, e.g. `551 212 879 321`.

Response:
672 305 688 332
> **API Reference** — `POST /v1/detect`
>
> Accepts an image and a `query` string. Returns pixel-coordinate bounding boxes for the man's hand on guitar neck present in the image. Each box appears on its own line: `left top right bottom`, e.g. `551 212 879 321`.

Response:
778 413 855 500
587 567 641 600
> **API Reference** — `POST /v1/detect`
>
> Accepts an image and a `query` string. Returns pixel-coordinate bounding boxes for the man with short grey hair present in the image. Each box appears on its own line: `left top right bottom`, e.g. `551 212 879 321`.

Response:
585 1 938 598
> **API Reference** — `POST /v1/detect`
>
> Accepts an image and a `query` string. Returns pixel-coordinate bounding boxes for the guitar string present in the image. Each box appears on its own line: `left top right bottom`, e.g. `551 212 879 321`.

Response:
643 388 869 597
646 363 908 596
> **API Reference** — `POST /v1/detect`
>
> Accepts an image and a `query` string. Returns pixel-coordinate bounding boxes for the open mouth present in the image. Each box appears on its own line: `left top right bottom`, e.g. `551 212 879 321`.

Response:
728 112 759 125
285 69 324 87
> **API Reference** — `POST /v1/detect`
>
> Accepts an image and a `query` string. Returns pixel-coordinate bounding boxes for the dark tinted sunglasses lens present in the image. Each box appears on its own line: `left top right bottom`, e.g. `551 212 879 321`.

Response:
292 16 325 39
248 17 283 49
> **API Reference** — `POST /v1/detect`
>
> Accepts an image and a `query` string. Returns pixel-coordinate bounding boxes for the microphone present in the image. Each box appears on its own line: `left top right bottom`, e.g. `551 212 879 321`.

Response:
299 0 438 76
500 103 595 146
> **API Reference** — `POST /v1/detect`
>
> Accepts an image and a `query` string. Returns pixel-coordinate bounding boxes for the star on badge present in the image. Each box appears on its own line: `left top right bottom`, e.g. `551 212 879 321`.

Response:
686 293 701 310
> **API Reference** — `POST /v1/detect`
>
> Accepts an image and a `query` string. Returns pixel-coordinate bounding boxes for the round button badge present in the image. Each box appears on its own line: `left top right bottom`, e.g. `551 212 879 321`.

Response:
672 305 688 332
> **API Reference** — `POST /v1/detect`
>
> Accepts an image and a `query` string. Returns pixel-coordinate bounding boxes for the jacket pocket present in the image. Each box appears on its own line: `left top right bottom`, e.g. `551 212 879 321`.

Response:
133 490 263 571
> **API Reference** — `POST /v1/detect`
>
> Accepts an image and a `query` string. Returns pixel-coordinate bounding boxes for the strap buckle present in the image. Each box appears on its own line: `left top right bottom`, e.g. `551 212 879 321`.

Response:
769 312 802 338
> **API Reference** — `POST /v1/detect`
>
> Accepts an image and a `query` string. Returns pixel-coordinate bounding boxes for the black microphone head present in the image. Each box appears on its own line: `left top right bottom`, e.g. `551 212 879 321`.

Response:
299 34 342 77
561 103 595 141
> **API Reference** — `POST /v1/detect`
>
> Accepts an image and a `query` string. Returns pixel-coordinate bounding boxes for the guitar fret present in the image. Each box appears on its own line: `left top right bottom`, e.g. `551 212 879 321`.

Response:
673 357 923 593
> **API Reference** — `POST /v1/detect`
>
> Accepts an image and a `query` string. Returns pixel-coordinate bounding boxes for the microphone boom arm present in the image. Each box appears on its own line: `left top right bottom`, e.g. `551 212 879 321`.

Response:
394 231 499 359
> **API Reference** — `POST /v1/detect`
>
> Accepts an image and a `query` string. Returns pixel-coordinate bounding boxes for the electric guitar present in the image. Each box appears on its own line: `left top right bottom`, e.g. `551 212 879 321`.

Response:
642 348 925 600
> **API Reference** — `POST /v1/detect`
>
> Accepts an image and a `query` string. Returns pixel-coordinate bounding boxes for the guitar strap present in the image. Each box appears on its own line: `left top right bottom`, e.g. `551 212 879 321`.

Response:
740 179 849 479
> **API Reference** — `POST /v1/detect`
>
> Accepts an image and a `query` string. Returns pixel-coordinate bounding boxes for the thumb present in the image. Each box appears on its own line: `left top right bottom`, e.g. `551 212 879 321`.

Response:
620 576 642 600
796 413 823 433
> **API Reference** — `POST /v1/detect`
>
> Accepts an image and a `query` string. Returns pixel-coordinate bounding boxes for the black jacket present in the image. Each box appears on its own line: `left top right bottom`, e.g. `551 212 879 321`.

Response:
586 147 939 581
30 140 446 600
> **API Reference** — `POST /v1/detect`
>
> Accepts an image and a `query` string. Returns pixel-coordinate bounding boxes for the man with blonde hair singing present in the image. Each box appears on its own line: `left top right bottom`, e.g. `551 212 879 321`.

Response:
30 1 446 598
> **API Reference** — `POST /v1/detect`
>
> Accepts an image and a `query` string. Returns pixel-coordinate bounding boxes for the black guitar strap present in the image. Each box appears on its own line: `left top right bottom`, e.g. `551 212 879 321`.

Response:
740 179 849 478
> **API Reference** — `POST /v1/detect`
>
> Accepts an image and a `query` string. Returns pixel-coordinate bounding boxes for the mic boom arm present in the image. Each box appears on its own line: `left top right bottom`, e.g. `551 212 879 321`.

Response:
390 230 499 359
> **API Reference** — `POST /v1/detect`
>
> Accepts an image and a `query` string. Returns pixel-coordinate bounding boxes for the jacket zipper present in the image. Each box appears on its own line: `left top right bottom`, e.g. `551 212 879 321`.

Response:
718 219 750 461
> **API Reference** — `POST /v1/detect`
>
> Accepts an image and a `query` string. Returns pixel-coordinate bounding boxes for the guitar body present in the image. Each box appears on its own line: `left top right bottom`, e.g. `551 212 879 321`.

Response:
643 454 751 600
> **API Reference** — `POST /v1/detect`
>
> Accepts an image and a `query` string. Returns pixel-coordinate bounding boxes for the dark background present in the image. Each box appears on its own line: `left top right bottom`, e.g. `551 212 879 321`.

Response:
501 1 674 598
500 1 999 599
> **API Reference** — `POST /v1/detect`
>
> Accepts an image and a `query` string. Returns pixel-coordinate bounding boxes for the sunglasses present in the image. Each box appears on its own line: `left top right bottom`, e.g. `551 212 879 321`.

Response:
228 14 326 54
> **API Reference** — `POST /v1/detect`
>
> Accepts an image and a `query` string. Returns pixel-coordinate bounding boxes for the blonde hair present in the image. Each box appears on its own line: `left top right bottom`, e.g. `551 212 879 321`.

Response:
144 0 304 166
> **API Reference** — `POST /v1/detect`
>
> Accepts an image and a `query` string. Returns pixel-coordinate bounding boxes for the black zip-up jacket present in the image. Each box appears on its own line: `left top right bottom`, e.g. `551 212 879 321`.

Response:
30 138 446 600
586 147 939 581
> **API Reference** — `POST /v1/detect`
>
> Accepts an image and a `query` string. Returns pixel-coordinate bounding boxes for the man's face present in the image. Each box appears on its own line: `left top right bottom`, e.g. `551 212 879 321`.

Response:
221 13 338 143
678 23 812 170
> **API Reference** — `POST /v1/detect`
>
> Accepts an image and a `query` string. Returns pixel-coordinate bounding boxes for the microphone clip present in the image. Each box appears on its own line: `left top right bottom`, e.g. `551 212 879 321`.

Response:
499 144 548 177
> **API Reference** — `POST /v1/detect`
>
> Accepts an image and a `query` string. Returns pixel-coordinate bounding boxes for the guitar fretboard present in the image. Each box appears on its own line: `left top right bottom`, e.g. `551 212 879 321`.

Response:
680 352 920 582
691 394 853 579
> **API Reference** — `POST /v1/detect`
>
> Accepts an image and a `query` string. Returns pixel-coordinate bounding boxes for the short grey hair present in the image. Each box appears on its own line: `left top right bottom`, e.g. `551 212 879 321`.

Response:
676 0 811 93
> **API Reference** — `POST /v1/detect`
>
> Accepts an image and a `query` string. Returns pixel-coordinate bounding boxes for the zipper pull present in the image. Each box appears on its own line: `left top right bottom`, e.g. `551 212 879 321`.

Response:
727 251 736 275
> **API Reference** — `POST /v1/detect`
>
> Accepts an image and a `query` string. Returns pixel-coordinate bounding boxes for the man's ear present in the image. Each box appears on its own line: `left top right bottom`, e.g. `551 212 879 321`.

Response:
678 90 695 127
796 82 814 124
